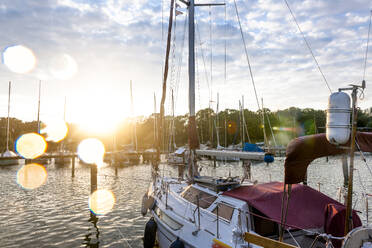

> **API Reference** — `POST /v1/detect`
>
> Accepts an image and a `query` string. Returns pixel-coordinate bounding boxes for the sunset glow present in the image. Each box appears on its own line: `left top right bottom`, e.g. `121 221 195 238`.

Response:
41 119 68 142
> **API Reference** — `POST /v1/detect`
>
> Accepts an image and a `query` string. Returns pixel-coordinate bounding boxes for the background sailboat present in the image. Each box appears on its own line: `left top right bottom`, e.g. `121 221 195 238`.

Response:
0 81 19 166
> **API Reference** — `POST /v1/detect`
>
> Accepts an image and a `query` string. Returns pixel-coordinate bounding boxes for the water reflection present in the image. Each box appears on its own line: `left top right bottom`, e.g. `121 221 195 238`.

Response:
17 163 47 189
0 158 370 247
83 213 100 247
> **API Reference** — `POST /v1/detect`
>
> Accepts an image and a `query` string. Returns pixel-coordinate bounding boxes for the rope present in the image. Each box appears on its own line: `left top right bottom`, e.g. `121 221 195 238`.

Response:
355 140 372 178
363 10 372 81
283 0 332 93
116 226 133 248
285 229 301 248
233 0 261 112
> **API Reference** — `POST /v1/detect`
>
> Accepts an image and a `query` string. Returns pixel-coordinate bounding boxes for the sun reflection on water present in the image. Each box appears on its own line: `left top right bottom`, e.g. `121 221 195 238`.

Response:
77 138 105 167
89 189 116 215
17 163 47 190
2 45 36 73
15 133 47 159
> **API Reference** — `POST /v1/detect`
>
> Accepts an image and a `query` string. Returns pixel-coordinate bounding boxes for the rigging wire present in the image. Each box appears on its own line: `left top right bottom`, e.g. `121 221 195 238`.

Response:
209 6 213 104
174 12 188 112
233 0 261 112
363 10 372 81
224 0 227 86
265 111 278 146
283 0 332 93
196 21 211 97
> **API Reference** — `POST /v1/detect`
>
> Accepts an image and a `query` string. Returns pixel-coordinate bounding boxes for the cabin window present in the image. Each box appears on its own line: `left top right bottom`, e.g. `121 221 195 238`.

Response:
251 207 278 237
181 186 216 209
155 207 183 230
212 202 234 222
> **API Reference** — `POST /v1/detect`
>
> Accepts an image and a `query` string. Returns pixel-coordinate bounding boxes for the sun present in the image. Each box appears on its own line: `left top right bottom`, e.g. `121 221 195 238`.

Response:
71 96 126 134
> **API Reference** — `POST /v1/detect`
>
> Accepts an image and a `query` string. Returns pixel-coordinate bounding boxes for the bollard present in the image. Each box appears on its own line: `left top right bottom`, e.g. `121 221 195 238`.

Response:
71 156 75 178
91 164 97 193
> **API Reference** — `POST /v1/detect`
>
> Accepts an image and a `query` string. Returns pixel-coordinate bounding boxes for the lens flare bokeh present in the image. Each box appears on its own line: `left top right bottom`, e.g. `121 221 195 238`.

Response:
89 189 116 215
41 119 68 142
50 54 78 80
77 138 105 166
15 133 47 159
17 163 47 190
227 121 237 135
2 45 36 73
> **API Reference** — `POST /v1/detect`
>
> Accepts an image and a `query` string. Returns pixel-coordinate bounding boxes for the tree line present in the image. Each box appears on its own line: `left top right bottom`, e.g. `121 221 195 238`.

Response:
1 107 372 154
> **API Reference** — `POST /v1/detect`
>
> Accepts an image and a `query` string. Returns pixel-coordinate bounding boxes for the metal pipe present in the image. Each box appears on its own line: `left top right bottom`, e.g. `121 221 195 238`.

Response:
197 195 200 231
216 204 220 238
366 195 369 225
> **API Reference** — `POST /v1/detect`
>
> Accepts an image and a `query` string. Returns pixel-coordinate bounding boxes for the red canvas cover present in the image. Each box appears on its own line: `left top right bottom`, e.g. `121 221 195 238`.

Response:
284 132 372 184
223 182 341 229
324 203 362 248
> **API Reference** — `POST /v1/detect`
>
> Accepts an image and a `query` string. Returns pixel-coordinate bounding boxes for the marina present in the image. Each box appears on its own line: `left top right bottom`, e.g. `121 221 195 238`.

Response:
1 0 372 247
0 157 371 247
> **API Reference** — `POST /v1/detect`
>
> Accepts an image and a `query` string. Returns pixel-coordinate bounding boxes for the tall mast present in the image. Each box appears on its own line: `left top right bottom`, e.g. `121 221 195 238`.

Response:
6 81 11 151
188 0 200 181
153 93 157 147
215 92 220 147
186 0 224 180
63 96 67 121
262 98 267 147
37 80 41 134
130 80 138 151
171 89 176 150
241 95 245 145
157 0 175 165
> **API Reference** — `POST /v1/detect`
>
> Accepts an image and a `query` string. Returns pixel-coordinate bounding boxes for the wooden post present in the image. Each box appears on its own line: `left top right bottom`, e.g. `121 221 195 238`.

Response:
345 88 358 235
213 156 216 167
71 156 75 177
244 232 297 248
91 164 97 194
366 196 369 225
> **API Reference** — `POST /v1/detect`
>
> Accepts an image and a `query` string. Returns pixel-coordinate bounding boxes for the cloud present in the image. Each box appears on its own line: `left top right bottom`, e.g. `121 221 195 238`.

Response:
0 0 372 121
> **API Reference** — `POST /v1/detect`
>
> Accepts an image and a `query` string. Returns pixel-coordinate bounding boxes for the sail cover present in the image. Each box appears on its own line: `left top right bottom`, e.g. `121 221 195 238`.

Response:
284 132 372 184
223 182 342 229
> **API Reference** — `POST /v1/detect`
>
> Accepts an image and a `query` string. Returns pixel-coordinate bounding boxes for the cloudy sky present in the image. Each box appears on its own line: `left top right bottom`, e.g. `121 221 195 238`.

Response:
0 0 372 128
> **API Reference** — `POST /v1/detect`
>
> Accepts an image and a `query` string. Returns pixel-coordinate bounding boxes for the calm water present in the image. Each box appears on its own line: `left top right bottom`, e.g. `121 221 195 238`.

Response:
0 156 371 247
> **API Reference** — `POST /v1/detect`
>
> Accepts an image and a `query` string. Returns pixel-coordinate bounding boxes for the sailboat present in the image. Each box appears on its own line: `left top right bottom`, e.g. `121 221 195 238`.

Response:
54 97 71 165
143 93 158 164
142 1 371 248
0 81 19 166
33 80 50 165
167 90 188 165
119 80 140 165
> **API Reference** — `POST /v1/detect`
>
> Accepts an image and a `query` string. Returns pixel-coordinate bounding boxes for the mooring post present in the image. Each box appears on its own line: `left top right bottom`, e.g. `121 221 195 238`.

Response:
91 164 97 193
213 156 216 167
71 156 75 178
